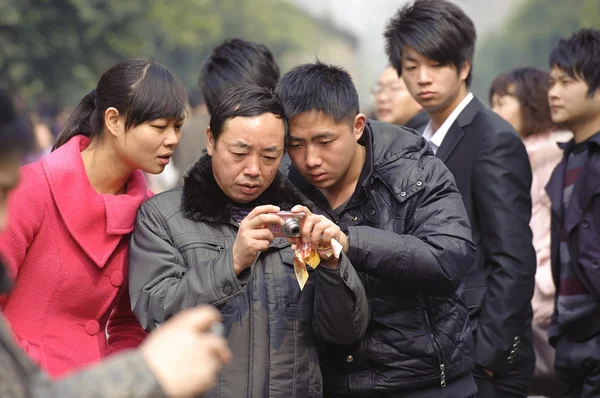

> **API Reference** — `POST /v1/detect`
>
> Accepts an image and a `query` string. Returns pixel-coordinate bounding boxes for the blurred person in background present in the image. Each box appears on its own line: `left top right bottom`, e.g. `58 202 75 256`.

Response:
373 65 429 131
0 58 186 378
545 28 600 397
490 67 568 398
0 86 231 398
385 1 537 396
172 87 209 177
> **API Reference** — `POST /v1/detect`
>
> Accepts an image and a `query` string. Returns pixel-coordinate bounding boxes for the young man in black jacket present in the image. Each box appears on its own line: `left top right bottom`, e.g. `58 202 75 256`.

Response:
545 29 600 397
384 1 537 396
277 61 478 397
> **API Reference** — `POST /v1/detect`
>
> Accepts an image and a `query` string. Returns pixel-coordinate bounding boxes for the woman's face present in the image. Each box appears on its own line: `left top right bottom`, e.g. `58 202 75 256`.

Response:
115 117 184 174
491 86 524 137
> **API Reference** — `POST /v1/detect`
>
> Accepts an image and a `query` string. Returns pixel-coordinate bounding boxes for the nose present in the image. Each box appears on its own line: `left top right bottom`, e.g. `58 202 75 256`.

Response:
163 127 181 148
548 85 559 102
243 155 261 178
417 67 432 86
305 145 322 169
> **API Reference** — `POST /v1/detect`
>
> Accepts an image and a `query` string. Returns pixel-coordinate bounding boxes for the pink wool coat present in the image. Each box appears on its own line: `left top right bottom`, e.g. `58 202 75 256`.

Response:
0 136 149 378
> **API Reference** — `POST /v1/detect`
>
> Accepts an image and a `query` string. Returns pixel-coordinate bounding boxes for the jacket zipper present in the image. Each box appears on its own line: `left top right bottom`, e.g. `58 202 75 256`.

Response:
421 297 446 388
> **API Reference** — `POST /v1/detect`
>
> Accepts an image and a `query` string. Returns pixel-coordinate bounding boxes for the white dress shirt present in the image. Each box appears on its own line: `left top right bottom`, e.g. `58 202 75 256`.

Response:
422 92 474 154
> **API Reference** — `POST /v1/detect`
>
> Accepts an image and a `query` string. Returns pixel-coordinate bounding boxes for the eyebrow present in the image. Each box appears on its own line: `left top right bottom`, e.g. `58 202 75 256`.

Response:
290 132 336 143
230 141 252 150
263 145 281 153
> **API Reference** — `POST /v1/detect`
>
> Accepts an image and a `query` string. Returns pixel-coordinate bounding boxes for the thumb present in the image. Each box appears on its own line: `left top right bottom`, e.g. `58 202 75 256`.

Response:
170 306 222 333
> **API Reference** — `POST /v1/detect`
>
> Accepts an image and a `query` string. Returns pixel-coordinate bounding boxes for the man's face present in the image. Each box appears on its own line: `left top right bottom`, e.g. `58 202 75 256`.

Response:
400 46 469 115
287 111 364 192
0 154 20 231
548 66 600 127
206 113 285 203
374 66 422 126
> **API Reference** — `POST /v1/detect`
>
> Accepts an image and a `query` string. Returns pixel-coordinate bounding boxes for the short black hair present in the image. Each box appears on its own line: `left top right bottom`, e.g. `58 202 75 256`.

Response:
384 0 477 86
276 61 359 124
209 85 288 143
188 87 205 109
0 89 35 158
199 39 280 115
549 28 600 96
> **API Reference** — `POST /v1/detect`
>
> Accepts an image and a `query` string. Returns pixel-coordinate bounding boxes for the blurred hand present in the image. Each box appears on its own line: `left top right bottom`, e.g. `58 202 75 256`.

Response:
232 205 283 275
141 306 231 398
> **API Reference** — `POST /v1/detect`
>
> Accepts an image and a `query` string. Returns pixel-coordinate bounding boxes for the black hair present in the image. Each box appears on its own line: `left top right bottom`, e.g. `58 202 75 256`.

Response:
276 61 359 124
549 28 600 96
489 67 557 137
384 0 477 86
188 87 205 109
53 58 187 150
199 39 280 115
0 89 35 158
209 85 288 144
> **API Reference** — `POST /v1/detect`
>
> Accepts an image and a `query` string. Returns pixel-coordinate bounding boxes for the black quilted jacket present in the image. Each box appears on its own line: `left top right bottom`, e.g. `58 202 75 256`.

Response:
287 120 477 396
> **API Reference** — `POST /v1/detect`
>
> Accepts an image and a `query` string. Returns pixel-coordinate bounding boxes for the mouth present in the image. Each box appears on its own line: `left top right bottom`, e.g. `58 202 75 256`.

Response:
550 105 563 112
418 91 435 100
238 184 261 195
308 173 327 182
157 153 173 166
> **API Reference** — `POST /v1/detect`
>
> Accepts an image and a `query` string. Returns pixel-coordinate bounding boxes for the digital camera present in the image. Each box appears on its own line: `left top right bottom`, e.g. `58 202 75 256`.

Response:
269 211 306 238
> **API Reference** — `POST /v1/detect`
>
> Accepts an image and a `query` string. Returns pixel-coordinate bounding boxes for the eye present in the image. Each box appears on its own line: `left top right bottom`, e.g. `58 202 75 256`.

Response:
320 141 333 146
288 143 302 149
175 124 184 131
433 63 443 68
404 66 416 71
263 155 277 161
152 125 167 131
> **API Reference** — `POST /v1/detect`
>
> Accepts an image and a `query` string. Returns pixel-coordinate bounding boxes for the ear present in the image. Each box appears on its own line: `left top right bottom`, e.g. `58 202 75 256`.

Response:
206 126 215 156
353 113 367 142
104 107 122 138
459 60 471 83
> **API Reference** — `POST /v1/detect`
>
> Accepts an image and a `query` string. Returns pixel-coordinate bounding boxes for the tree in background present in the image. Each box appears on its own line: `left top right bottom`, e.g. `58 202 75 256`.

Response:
471 0 600 103
0 0 322 107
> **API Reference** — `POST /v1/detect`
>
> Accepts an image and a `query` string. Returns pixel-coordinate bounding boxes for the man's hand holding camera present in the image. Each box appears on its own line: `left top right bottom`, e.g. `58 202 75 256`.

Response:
232 205 284 276
290 205 348 269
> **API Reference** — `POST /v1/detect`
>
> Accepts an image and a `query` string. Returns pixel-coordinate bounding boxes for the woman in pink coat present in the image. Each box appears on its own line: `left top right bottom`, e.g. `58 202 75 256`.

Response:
0 58 186 377
490 67 571 397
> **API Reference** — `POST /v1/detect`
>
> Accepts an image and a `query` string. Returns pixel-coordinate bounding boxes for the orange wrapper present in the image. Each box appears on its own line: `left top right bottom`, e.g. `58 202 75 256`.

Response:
293 238 343 290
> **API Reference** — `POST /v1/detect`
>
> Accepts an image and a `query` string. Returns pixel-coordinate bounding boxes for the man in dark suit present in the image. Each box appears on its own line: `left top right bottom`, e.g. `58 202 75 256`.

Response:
385 1 537 397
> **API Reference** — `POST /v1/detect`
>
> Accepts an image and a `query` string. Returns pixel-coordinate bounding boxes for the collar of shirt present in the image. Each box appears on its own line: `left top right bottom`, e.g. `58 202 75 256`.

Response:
422 92 474 154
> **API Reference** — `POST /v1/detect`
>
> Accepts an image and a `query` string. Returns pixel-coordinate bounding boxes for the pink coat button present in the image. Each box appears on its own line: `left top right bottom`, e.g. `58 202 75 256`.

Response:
85 320 101 336
110 271 124 287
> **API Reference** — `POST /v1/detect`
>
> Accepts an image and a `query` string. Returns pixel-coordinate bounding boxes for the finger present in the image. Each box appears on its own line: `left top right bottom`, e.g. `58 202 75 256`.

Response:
310 217 330 247
246 214 285 230
174 306 222 332
301 214 317 243
202 335 233 364
291 204 311 216
249 228 275 243
245 205 281 221
321 225 340 244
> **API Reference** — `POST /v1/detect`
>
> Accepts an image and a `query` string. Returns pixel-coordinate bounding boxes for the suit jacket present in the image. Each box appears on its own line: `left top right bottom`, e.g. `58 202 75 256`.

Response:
433 96 536 373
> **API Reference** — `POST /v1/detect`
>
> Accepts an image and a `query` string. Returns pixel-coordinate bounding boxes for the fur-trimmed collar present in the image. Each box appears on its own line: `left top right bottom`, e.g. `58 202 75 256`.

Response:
182 154 314 223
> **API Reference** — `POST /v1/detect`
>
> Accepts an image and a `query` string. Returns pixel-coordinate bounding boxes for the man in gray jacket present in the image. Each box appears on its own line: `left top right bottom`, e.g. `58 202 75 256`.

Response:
129 85 369 397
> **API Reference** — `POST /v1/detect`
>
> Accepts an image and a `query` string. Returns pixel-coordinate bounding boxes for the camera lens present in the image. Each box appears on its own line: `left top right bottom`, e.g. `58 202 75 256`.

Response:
283 218 301 237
